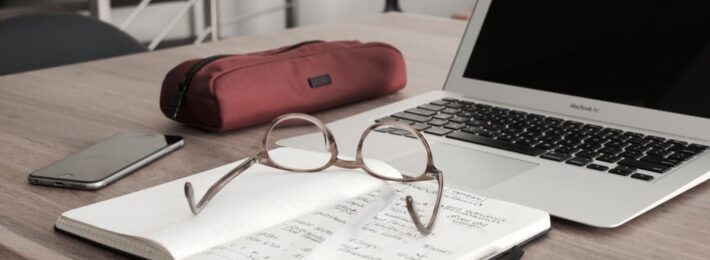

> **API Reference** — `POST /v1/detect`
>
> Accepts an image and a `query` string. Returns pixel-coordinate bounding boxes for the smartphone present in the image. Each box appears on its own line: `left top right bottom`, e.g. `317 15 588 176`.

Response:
28 133 184 190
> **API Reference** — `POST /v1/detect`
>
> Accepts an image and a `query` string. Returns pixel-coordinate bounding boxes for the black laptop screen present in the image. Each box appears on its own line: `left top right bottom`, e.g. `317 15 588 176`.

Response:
464 1 710 119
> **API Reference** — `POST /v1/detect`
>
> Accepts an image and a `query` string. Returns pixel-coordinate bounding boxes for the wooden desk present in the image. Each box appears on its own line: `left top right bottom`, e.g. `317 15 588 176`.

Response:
0 13 708 259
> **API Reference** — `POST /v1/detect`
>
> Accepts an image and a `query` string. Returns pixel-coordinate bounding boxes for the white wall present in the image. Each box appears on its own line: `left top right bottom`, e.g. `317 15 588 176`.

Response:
109 0 476 43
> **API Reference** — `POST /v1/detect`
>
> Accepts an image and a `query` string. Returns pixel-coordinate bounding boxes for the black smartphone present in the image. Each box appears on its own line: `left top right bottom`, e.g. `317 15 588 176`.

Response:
28 133 184 190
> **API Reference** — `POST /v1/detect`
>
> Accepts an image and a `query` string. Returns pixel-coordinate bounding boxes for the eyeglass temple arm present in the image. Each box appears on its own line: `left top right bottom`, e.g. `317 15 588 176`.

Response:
405 170 444 235
184 156 258 215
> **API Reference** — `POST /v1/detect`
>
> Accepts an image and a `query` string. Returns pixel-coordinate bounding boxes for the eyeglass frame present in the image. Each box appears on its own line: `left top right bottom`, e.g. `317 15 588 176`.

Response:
184 113 444 235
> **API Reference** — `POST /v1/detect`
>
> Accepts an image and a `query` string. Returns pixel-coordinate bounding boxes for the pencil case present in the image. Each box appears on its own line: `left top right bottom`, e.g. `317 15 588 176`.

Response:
159 40 406 132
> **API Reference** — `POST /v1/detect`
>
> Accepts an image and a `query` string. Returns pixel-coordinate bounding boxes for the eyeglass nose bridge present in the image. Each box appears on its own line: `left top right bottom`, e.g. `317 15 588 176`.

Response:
333 158 362 169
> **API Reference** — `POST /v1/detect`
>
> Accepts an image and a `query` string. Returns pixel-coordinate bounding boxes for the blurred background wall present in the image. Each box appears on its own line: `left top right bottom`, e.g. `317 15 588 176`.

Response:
0 0 475 45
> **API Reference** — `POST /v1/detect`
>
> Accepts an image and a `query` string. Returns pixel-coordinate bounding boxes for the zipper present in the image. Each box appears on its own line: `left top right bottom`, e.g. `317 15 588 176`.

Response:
170 54 230 118
263 40 324 55
169 40 325 118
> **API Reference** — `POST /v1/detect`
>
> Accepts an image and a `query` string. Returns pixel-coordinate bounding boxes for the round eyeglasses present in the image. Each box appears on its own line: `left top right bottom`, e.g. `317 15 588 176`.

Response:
184 113 444 235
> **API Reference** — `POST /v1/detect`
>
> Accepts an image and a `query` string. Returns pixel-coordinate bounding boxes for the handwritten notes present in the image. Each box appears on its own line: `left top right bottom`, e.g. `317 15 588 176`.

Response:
186 187 394 260
313 183 512 260
188 182 546 260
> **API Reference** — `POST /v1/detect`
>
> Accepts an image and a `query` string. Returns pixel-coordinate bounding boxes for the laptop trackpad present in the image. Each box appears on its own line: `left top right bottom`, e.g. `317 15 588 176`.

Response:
386 142 539 191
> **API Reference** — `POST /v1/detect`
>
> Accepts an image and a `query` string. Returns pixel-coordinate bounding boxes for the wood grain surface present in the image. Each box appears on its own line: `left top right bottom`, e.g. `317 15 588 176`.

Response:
0 13 708 259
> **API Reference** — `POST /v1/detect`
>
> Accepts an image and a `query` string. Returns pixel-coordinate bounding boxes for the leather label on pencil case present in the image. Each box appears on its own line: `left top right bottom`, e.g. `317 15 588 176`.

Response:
308 74 332 88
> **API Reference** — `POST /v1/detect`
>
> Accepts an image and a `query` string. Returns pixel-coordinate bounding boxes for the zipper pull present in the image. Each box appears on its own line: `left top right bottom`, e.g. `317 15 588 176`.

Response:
171 92 185 118
170 54 230 119
171 76 190 118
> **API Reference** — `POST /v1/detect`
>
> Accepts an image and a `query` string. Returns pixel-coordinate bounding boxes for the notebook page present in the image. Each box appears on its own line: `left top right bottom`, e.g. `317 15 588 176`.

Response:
188 182 550 260
60 148 399 259
186 186 396 260
311 183 550 260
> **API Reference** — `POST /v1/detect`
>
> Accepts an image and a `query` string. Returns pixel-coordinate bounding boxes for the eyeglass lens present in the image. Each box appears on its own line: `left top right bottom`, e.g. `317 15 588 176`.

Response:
265 116 332 171
360 124 439 228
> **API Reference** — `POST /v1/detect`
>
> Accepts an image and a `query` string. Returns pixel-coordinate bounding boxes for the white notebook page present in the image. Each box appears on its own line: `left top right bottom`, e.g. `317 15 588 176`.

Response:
61 148 398 259
189 182 550 260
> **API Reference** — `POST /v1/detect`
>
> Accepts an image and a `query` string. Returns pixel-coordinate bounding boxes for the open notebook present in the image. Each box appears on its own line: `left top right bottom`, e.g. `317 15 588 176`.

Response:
55 148 550 260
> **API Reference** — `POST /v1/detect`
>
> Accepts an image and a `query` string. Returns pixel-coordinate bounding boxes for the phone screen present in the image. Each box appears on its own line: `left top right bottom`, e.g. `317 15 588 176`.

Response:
29 133 182 185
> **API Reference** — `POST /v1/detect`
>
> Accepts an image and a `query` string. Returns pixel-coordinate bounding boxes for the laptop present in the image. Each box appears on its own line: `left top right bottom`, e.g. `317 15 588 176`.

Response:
279 0 710 228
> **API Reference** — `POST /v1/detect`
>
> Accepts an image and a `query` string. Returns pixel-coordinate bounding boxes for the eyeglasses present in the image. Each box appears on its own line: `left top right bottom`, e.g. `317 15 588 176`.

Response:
184 113 444 235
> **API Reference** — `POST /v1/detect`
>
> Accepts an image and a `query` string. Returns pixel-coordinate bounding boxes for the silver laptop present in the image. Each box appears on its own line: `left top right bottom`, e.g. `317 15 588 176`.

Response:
279 0 710 228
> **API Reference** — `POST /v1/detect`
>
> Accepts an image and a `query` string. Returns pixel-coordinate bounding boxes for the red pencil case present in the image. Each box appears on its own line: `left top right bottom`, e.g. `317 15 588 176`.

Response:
159 40 406 132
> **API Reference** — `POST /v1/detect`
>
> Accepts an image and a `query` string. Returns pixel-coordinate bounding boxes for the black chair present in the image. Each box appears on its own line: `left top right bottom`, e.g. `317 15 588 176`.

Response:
0 13 147 75
384 0 402 12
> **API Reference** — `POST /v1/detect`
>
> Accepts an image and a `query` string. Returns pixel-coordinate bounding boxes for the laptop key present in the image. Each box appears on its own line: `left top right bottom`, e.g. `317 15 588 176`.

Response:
598 146 622 155
562 120 584 128
431 100 449 106
618 158 670 173
447 131 547 156
467 120 487 128
397 119 415 125
648 142 673 150
544 117 564 124
375 127 394 133
516 138 541 147
424 127 452 136
427 118 448 127
457 111 474 118
668 152 694 161
575 150 601 159
579 143 602 151
418 104 444 111
462 126 483 134
631 173 654 181
644 135 665 142
442 108 461 114
497 135 514 142
647 148 672 157
479 130 503 138
559 139 582 147
566 157 592 166
640 155 679 167
535 142 559 150
411 123 431 131
390 129 412 136
392 112 430 123
586 164 609 171
483 123 504 131
406 108 437 117
628 137 652 145
616 165 636 172
583 124 603 130
605 140 629 148
597 154 622 163
538 135 562 143
667 139 688 146
625 144 651 152
444 122 465 130
555 146 581 154
623 131 645 138
675 144 705 155
375 116 398 123
433 113 453 120
450 117 469 124
445 103 463 109
541 151 572 162
619 150 644 159
609 167 634 176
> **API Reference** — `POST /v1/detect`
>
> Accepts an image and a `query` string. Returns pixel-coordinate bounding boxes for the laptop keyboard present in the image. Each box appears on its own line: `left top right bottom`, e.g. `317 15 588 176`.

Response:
375 98 708 182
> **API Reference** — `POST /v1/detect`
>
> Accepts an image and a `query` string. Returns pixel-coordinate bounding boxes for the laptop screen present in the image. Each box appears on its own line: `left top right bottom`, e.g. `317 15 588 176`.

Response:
464 1 710 119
